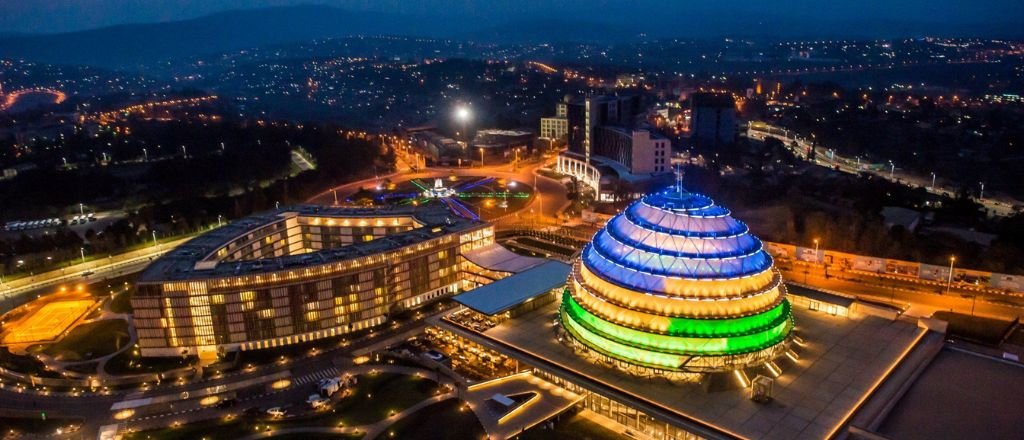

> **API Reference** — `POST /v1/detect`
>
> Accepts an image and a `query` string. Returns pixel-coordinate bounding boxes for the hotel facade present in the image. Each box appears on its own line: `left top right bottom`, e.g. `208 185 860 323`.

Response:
133 205 494 357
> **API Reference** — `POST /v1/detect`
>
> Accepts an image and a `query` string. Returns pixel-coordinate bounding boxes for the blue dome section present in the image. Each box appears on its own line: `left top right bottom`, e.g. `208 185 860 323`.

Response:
583 187 775 287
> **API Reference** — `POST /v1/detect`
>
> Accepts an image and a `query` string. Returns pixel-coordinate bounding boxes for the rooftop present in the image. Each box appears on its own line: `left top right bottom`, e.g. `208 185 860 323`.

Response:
691 92 736 109
442 301 924 439
462 243 548 273
875 348 1024 439
139 204 483 283
453 261 571 315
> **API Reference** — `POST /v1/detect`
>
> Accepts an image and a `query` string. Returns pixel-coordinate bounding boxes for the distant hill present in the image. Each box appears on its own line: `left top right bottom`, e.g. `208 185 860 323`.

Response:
461 19 642 44
0 5 419 69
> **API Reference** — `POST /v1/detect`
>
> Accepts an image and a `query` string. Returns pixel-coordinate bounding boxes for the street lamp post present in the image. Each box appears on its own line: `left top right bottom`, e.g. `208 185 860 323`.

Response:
479 148 484 168
979 182 985 200
80 247 85 264
930 172 936 190
888 161 895 180
945 256 956 295
454 106 471 142
813 238 820 263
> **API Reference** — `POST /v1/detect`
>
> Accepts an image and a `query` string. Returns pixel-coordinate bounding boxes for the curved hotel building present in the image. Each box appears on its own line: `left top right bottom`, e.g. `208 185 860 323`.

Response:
561 186 794 374
133 205 494 357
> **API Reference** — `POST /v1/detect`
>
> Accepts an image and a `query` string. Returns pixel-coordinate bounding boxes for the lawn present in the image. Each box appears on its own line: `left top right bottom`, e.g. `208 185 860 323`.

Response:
124 418 365 440
110 290 133 313
125 372 442 439
105 350 195 375
332 372 442 426
1 415 83 435
0 347 48 374
42 319 129 361
386 399 485 440
517 412 623 440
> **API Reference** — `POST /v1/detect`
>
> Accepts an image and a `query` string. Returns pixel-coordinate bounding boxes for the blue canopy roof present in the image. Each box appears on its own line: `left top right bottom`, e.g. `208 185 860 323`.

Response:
454 260 571 315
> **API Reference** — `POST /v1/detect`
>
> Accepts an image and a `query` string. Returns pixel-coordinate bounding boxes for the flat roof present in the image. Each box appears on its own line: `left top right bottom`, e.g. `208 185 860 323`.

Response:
441 301 923 439
454 261 571 315
463 243 547 273
876 348 1024 439
786 284 856 308
139 204 483 283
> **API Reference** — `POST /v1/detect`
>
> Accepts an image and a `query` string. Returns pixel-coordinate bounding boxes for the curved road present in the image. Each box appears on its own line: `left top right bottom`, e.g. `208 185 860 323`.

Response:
307 160 569 222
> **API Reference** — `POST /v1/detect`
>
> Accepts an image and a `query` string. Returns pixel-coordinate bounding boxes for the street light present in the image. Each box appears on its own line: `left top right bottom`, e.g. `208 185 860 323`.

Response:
454 106 471 142
888 161 895 180
930 172 936 190
813 238 820 263
479 148 485 167
945 256 956 295
80 247 85 264
979 182 985 200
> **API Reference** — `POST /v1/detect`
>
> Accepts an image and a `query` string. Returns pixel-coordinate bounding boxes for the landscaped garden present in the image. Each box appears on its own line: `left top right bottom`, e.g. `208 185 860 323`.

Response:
386 399 485 440
41 319 129 361
124 371 443 439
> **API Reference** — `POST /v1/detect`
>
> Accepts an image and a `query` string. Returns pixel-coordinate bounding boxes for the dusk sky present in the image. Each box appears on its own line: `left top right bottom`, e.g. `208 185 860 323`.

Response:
2 0 1023 34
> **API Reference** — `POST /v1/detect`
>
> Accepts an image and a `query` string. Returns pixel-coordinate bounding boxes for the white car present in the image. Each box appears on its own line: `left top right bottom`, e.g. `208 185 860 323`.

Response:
266 407 287 418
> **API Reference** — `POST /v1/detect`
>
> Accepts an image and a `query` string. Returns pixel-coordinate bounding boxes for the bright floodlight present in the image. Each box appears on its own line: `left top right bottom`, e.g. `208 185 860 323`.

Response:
455 106 471 122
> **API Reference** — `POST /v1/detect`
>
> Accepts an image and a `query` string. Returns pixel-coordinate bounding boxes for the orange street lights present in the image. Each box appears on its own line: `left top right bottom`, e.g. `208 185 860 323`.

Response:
945 256 956 295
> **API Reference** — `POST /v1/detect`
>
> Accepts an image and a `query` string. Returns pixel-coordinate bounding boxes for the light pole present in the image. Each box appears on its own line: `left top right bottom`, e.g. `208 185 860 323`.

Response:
930 172 936 190
80 247 85 264
454 106 471 142
813 238 820 263
143 148 148 162
888 161 895 180
945 256 956 295
217 215 223 227
152 231 157 246
979 182 985 200
79 203 84 217
479 148 484 168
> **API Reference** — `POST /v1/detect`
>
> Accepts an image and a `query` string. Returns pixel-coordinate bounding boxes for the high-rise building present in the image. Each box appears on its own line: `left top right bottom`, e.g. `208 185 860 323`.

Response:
556 94 670 200
566 94 642 160
690 93 737 147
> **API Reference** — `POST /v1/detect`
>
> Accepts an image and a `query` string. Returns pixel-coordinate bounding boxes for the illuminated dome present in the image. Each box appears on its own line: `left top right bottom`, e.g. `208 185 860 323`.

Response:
561 186 794 373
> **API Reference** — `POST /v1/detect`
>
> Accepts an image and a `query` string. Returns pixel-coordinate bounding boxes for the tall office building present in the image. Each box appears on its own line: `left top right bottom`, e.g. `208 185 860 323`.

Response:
556 94 669 200
690 93 737 147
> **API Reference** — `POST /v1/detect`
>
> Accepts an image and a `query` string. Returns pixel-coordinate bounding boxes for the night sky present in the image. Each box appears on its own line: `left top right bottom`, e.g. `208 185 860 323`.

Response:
2 0 1022 35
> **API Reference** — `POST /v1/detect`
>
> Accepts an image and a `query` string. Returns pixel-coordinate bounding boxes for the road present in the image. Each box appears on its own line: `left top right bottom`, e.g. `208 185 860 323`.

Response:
0 302 455 439
0 237 193 314
748 124 1020 216
306 158 569 222
779 261 1024 320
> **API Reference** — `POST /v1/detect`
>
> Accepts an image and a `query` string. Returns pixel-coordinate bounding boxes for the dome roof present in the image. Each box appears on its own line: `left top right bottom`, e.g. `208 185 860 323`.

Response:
560 187 794 373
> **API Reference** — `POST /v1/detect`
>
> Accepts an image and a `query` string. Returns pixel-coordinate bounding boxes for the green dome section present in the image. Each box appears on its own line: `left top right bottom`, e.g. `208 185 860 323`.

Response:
560 187 795 373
